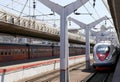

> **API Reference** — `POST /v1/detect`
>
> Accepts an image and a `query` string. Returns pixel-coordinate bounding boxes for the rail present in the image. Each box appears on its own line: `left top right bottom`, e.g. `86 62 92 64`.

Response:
82 72 113 82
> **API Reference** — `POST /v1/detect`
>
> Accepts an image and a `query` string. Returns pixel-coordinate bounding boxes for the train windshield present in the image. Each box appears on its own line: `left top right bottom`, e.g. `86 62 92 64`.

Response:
96 45 110 54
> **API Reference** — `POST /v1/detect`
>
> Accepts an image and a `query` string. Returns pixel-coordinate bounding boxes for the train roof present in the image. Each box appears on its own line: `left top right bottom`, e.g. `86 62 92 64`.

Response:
95 42 112 45
28 44 52 47
0 43 85 47
0 43 52 46
0 43 27 46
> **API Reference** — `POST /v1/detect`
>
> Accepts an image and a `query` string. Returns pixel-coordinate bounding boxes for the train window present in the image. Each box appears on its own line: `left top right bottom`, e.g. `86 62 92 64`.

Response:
1 52 3 55
13 49 16 55
32 49 37 54
23 51 24 54
25 49 27 54
11 49 13 55
20 49 24 54
18 49 21 55
96 45 110 54
14 49 16 54
0 50 1 55
19 49 21 54
14 49 17 55
1 51 3 55
16 49 19 55
25 49 27 53
28 49 31 52
5 51 7 55
8 50 11 55
22 50 25 54
32 49 35 53
24 49 26 54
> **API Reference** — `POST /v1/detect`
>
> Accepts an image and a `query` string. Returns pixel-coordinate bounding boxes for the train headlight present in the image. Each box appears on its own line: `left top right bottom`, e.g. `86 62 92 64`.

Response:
106 57 109 60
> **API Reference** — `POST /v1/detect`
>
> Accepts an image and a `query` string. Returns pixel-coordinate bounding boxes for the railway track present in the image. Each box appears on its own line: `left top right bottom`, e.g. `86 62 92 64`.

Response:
25 62 86 82
82 71 114 82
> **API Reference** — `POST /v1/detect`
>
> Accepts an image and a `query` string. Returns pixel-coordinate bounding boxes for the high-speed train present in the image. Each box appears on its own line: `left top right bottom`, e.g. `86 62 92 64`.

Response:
93 42 118 70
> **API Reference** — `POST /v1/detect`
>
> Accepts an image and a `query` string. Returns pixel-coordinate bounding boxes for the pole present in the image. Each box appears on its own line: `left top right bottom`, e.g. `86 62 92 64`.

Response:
60 11 69 82
85 26 91 69
37 0 89 81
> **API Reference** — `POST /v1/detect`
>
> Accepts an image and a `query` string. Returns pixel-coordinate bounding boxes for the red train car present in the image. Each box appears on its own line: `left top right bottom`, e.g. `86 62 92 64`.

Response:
0 43 28 62
53 46 60 57
29 44 52 58
0 43 87 63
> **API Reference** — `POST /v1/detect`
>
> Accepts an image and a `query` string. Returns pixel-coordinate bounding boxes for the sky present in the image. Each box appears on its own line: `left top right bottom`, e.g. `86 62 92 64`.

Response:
0 0 113 31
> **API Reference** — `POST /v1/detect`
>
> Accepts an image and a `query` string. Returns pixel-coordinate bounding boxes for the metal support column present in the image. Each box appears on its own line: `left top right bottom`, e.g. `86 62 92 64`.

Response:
60 11 69 82
37 0 89 82
68 16 108 69
85 26 90 69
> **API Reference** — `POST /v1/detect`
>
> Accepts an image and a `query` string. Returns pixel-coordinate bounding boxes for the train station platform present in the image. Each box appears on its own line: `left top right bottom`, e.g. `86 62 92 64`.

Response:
0 55 93 82
112 55 120 82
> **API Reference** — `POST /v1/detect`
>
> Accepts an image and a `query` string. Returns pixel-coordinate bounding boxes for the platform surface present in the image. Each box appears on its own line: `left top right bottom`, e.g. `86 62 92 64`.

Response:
112 56 120 82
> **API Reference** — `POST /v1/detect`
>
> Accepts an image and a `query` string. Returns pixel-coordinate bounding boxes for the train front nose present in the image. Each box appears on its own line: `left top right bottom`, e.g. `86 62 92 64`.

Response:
97 52 109 61
96 46 110 61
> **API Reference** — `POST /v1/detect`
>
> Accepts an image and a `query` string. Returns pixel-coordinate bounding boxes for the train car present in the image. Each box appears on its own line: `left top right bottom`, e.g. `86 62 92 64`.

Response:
28 44 52 59
53 46 86 57
93 42 118 70
0 42 87 63
0 43 28 62
69 46 85 56
52 45 60 57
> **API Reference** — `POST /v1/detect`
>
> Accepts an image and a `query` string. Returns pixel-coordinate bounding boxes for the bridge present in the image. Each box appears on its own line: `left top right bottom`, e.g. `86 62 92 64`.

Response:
0 9 95 44
0 0 118 45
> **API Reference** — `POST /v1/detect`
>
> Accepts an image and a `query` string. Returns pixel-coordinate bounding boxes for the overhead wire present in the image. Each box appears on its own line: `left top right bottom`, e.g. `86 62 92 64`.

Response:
88 0 104 27
101 0 114 26
0 0 54 21
12 0 54 19
15 0 58 26
90 0 113 26
19 0 28 17
0 3 27 15
82 0 112 27
0 0 17 9
88 1 100 18
12 0 43 14
0 0 57 26
2 0 111 27
80 0 96 21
